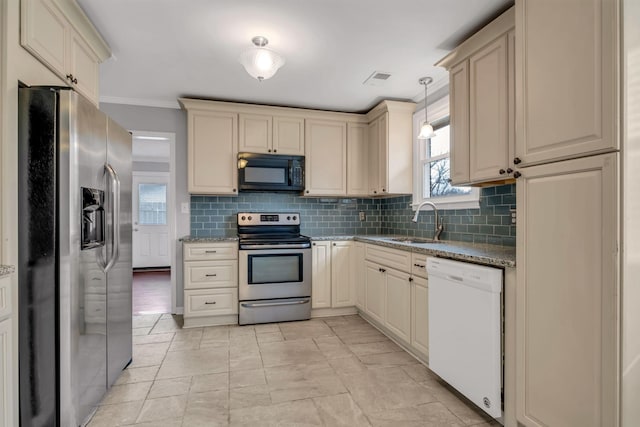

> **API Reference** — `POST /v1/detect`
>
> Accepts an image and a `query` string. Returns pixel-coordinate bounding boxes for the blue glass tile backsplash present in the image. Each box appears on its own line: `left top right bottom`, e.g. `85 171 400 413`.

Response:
190 184 516 246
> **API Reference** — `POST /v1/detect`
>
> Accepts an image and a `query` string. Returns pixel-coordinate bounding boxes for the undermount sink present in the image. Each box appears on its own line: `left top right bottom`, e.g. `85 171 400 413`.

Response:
388 237 443 244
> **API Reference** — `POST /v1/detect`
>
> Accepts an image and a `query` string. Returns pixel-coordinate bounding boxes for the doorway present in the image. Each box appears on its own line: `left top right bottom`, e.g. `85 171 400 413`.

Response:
131 131 177 315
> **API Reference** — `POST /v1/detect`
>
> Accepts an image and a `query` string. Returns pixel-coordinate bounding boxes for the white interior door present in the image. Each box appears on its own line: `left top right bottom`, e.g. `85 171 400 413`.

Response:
132 172 171 268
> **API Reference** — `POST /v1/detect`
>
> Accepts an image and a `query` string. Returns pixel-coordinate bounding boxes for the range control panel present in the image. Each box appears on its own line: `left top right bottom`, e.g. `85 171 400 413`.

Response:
237 212 300 226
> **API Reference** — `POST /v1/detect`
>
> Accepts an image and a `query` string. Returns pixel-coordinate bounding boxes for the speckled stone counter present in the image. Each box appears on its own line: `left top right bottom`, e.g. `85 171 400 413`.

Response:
355 236 515 268
0 265 15 278
309 236 355 241
180 236 239 243
310 235 515 268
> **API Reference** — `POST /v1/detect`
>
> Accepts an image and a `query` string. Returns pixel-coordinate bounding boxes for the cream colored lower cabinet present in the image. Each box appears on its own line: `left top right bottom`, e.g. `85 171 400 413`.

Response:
516 153 618 427
311 241 332 309
411 276 429 357
331 241 355 307
311 241 355 311
384 268 411 343
364 261 386 324
354 242 366 310
183 242 239 327
0 317 12 427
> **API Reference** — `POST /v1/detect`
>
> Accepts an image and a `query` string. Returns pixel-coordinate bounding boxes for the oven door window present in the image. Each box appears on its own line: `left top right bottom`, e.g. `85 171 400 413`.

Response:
248 253 302 284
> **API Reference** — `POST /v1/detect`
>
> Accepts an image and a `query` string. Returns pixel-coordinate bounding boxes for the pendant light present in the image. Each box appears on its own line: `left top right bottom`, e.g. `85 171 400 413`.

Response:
239 36 285 82
417 77 436 139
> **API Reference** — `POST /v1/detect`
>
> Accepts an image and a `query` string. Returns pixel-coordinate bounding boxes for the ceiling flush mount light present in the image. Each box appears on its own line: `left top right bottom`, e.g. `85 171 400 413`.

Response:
239 36 285 82
418 76 436 139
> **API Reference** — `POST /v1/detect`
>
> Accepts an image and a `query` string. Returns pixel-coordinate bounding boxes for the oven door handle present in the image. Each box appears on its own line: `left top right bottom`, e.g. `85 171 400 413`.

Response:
240 243 311 250
240 299 310 308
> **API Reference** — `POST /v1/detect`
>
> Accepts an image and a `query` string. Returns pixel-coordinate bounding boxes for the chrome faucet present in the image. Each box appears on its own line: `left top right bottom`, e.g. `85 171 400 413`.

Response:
412 201 444 241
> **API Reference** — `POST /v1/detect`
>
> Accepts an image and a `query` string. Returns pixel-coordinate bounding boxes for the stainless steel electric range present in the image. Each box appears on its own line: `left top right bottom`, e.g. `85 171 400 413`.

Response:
237 212 311 325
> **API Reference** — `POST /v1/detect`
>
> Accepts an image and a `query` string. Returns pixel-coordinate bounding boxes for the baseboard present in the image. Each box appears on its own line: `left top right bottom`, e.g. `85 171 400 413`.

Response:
183 314 238 328
311 306 358 318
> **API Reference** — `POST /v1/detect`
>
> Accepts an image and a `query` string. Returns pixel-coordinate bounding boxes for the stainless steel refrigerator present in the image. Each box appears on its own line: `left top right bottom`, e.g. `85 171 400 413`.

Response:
18 86 133 427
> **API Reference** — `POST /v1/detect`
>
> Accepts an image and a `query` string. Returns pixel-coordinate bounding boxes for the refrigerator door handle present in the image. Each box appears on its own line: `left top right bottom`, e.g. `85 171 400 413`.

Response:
102 163 121 273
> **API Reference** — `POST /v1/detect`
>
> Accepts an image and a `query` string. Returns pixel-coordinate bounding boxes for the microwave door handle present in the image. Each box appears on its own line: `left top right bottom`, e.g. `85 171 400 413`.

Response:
288 160 293 186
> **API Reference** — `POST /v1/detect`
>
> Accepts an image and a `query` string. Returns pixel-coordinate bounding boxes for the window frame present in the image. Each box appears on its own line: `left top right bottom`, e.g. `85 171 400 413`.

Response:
412 95 479 211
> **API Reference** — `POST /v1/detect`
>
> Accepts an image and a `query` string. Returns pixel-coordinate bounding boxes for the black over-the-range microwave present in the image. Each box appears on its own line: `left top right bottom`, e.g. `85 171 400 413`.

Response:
237 152 305 193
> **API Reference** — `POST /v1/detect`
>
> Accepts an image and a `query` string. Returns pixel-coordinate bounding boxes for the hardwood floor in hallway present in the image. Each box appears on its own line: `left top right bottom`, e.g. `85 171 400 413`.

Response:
133 270 171 315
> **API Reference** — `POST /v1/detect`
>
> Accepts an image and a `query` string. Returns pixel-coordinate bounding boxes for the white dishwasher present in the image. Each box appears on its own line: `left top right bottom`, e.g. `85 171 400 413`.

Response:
427 257 503 419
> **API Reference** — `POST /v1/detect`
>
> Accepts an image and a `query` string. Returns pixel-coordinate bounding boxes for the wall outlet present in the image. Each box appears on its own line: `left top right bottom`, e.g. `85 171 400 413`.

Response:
359 211 366 221
510 209 517 225
181 202 190 214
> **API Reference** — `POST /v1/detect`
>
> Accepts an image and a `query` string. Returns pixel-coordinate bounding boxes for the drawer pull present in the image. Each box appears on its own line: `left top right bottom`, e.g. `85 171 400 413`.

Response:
205 274 217 277
241 299 309 308
204 301 217 305
205 250 217 253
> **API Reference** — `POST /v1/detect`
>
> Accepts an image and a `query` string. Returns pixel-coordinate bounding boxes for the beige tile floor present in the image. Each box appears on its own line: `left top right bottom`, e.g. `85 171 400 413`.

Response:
88 314 499 427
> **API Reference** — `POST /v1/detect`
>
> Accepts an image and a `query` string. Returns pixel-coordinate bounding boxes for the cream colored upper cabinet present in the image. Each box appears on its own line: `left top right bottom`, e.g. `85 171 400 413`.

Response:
304 119 347 196
437 7 515 186
311 241 332 309
186 110 238 195
21 0 68 74
516 153 618 427
347 123 369 197
21 0 106 105
273 116 305 155
449 61 471 185
367 120 381 195
69 31 99 103
366 101 415 196
469 35 510 182
239 114 304 155
514 0 619 166
239 113 272 154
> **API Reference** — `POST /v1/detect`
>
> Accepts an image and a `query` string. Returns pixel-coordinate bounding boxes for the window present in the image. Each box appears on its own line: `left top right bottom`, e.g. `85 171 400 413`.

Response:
138 183 167 225
413 96 479 210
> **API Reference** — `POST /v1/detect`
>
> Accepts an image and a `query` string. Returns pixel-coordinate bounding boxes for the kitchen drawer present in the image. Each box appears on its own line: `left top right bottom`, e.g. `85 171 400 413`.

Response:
185 288 238 317
183 242 238 261
184 260 238 290
365 244 412 272
411 253 429 279
0 276 11 319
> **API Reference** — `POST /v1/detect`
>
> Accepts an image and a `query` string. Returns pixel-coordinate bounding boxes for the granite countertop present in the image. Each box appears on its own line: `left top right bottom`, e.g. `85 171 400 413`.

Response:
0 265 15 278
180 236 239 243
311 235 515 268
179 234 515 267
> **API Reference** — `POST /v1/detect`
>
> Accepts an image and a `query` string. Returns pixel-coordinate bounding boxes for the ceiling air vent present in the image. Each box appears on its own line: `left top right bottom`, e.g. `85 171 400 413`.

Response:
363 71 392 86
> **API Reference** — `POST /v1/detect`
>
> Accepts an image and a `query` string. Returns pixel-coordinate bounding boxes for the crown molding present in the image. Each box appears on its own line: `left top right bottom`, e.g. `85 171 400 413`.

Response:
99 96 181 109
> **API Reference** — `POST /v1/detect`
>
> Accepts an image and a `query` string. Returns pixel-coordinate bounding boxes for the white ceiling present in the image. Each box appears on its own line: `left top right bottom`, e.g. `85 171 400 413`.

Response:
78 0 512 112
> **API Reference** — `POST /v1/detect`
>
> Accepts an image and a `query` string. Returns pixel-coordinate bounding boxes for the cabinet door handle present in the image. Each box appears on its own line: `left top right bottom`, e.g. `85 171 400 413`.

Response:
332 243 336 246
382 188 386 192
306 190 310 194
205 250 217 253
513 157 522 164
447 178 453 183
506 168 513 174
499 169 506 175
268 149 272 152
408 277 413 282
273 149 277 153
205 274 217 277
204 301 217 304
373 190 377 194
513 171 522 178
313 242 316 246
66 74 78 84
233 188 237 192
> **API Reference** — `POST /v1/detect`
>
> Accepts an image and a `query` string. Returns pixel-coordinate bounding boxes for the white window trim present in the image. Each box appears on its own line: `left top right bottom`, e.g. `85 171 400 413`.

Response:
412 95 479 211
